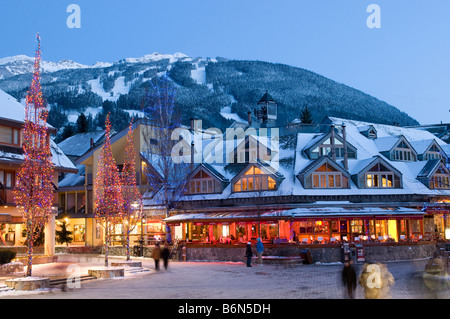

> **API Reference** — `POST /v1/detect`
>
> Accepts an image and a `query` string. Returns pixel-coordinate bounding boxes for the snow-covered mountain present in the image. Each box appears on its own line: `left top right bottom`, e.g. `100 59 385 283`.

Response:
0 52 419 133
0 52 190 80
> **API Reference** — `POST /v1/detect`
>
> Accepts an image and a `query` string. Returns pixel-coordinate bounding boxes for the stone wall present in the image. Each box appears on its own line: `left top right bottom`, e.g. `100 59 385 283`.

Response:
185 242 437 263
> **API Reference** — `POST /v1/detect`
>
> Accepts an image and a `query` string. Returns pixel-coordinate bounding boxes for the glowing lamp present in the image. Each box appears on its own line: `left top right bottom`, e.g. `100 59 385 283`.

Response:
445 228 450 240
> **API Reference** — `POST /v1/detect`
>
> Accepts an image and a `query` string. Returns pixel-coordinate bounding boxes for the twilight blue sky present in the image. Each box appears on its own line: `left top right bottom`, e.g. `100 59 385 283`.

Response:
1 1 450 125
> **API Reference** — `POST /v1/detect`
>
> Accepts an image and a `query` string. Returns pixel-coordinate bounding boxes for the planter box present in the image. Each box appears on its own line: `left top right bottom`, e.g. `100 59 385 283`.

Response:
111 261 142 268
5 277 50 291
88 267 124 279
0 262 24 274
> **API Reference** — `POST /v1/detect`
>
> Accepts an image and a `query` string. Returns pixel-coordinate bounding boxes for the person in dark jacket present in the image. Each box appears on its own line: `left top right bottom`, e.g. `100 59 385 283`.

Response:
245 242 253 267
161 242 171 270
152 243 161 271
342 260 357 299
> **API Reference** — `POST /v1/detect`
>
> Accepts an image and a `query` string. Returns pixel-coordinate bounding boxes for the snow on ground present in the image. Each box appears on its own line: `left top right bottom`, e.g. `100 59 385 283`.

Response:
191 64 206 85
219 93 246 123
87 76 134 102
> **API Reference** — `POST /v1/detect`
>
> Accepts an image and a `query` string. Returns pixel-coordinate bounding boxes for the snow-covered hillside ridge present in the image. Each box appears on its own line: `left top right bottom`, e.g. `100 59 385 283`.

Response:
0 52 419 131
0 52 189 79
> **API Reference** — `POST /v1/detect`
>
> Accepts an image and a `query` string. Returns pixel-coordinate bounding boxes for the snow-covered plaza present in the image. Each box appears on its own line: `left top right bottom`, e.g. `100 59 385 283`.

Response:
0 255 448 300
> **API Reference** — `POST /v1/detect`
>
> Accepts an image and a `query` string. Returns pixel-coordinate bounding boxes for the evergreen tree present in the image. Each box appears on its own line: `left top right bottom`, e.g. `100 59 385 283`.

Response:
55 220 73 246
300 106 314 124
76 112 89 133
47 104 68 129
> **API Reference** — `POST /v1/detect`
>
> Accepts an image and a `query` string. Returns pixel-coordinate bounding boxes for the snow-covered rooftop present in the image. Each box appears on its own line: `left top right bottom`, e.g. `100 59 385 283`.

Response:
144 116 450 207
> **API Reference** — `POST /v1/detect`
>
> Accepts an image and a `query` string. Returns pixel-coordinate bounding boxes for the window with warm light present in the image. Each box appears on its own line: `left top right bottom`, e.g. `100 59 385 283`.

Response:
364 163 400 188
430 166 450 189
233 166 276 192
311 163 348 188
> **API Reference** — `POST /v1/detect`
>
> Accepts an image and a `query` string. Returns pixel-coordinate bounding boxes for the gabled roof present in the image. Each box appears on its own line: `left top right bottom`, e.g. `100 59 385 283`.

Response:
297 156 351 179
351 155 403 177
417 159 445 179
57 131 105 158
374 135 418 155
410 139 444 156
75 118 144 165
230 159 284 185
258 91 276 104
302 130 357 155
0 89 25 124
188 163 229 183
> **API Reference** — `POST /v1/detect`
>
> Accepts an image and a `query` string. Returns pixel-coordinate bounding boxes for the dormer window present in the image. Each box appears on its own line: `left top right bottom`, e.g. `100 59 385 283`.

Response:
364 163 400 188
233 165 278 192
308 136 356 160
430 166 450 189
425 145 443 161
189 170 215 194
312 163 349 188
393 141 416 162
297 156 351 189
231 136 272 164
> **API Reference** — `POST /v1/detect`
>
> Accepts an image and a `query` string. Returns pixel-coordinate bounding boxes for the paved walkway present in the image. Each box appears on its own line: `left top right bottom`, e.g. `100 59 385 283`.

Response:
0 256 448 299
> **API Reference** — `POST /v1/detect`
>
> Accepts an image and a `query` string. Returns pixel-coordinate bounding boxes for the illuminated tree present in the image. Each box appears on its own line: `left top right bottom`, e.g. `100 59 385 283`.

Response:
143 75 189 243
14 33 54 277
121 121 142 261
93 114 123 267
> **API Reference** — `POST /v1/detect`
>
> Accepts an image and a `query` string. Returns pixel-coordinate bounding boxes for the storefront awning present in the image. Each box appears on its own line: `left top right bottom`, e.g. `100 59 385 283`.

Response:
288 207 424 220
164 207 424 224
0 214 11 223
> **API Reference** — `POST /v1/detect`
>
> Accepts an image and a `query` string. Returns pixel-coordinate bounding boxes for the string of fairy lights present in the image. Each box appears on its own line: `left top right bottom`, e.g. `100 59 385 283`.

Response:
13 33 54 277
121 121 143 260
93 114 143 264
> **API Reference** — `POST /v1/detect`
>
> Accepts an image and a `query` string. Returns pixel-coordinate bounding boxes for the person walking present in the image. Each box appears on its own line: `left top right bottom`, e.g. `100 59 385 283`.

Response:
256 238 264 266
161 241 171 270
152 242 161 271
245 242 253 267
341 260 357 299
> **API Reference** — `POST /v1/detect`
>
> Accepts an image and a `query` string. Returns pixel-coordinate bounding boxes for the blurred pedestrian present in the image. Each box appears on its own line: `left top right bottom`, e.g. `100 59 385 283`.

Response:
161 241 171 270
245 242 253 267
423 251 447 293
256 238 264 266
359 262 395 299
341 260 357 299
152 242 161 271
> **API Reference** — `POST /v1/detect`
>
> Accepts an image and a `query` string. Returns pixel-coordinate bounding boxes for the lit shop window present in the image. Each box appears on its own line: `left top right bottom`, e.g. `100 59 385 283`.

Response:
233 166 276 192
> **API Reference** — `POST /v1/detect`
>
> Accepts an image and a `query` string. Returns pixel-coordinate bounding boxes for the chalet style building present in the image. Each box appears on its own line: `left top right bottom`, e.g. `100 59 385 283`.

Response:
0 89 76 254
55 91 450 255
158 93 450 246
